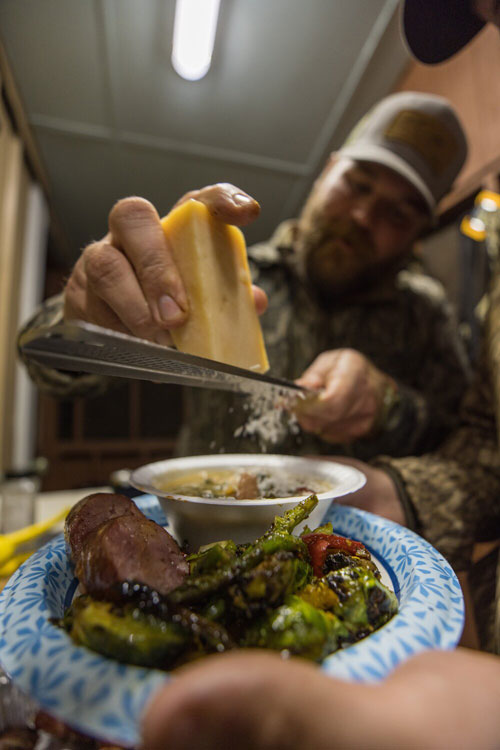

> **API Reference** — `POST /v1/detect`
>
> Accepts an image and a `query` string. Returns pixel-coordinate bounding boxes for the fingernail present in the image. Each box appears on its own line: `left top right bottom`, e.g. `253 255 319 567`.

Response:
159 294 182 323
233 193 255 207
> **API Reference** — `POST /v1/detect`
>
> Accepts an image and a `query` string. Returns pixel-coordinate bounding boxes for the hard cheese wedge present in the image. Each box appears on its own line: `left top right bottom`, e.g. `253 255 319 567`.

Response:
161 199 269 373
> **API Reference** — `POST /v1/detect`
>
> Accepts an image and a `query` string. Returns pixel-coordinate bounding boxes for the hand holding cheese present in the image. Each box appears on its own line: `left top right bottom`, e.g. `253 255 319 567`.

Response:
63 185 267 352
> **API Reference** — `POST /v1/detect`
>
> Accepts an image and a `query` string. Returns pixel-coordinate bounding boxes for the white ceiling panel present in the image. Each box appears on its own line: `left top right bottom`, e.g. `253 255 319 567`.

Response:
0 0 111 126
34 131 125 256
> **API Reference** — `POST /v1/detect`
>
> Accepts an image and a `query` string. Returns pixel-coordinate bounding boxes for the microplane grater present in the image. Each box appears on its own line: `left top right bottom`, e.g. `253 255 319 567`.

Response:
19 320 308 399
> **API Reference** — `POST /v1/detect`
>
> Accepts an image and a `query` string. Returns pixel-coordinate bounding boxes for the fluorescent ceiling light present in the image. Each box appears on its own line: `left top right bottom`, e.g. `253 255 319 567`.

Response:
172 0 221 81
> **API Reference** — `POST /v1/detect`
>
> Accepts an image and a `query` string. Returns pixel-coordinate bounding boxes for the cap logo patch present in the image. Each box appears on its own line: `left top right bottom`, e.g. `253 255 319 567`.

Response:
384 109 458 175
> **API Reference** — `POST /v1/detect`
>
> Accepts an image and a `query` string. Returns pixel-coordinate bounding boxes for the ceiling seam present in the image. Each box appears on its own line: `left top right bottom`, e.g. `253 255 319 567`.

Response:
95 0 120 148
278 0 401 222
304 0 401 173
31 115 113 141
118 130 309 176
30 113 309 177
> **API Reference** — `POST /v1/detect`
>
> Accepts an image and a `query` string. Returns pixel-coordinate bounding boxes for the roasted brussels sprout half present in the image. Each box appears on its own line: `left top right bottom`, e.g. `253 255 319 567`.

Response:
300 565 398 635
66 596 188 668
243 595 351 660
227 551 312 618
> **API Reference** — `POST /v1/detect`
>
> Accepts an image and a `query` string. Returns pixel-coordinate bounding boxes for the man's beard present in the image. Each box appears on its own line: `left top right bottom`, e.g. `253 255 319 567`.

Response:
298 217 399 306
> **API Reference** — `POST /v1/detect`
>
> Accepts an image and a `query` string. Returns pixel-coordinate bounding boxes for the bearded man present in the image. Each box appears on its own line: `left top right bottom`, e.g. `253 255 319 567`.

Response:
22 91 469 459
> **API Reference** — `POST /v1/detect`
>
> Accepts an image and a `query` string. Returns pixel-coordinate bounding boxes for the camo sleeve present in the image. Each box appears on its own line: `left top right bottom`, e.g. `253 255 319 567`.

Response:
340 280 471 460
17 294 113 399
372 345 500 572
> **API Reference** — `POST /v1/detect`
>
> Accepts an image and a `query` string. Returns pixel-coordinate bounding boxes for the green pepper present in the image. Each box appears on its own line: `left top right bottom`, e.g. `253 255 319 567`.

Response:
187 540 238 575
168 497 317 606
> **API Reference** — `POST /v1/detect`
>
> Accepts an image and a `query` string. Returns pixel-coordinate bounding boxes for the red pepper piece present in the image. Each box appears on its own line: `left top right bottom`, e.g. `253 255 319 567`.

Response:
302 533 368 578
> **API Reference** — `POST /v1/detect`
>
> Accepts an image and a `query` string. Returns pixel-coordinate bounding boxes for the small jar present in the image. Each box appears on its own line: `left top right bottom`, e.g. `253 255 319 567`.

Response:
0 476 39 533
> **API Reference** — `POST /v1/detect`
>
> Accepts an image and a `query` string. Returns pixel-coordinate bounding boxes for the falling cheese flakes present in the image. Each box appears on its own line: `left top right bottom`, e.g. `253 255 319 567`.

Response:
233 383 304 451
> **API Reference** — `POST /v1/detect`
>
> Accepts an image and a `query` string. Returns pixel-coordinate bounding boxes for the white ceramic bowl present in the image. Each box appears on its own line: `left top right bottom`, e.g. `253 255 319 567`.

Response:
130 454 366 549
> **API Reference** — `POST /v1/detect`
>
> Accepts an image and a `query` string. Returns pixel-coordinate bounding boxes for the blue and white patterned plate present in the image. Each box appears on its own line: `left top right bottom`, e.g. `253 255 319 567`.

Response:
0 496 463 747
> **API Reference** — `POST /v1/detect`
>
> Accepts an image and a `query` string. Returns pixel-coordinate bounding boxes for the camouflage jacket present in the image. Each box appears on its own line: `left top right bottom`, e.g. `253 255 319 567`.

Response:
20 221 469 461
374 263 500 654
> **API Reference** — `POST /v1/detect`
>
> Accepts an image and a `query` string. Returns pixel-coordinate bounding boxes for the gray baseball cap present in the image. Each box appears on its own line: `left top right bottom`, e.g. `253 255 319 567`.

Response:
403 0 485 65
339 91 468 214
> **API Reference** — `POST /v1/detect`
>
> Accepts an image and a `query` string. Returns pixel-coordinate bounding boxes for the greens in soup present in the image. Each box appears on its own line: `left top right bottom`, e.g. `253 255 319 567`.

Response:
155 468 332 499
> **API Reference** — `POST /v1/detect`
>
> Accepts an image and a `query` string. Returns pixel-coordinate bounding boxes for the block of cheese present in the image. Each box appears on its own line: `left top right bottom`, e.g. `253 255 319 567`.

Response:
160 199 269 373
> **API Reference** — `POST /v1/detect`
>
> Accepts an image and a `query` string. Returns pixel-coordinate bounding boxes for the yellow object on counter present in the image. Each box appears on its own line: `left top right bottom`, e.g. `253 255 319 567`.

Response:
161 199 269 373
0 506 70 572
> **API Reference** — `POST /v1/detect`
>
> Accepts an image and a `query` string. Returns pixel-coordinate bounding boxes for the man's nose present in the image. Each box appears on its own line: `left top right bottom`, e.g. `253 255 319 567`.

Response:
350 197 374 228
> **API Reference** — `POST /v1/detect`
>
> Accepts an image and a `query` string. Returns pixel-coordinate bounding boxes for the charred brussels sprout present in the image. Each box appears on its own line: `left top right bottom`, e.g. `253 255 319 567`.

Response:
65 589 235 667
67 595 188 667
323 551 381 578
228 551 312 617
243 595 351 660
301 566 398 635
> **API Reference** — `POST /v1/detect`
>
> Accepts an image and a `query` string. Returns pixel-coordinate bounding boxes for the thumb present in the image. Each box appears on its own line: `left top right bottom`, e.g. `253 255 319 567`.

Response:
295 372 324 390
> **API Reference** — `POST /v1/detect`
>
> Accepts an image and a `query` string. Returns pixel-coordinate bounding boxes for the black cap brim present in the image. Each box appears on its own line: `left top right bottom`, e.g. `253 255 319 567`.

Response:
403 0 485 64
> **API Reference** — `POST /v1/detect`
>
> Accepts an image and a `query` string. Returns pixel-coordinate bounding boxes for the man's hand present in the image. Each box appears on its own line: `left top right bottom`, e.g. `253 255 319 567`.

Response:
317 456 406 525
142 651 374 750
295 349 398 443
142 649 500 750
63 185 266 344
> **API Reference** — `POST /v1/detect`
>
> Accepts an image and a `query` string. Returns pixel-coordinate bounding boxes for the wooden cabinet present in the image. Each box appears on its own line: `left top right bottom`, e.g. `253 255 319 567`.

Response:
38 380 184 491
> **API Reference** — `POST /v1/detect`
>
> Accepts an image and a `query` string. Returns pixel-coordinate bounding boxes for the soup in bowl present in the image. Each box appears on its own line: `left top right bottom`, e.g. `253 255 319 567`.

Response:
131 454 366 549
